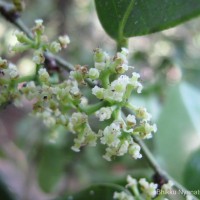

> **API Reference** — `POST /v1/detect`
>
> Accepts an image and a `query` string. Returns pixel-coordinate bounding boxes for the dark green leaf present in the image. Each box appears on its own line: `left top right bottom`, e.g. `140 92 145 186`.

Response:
184 148 200 198
95 0 200 40
54 183 130 200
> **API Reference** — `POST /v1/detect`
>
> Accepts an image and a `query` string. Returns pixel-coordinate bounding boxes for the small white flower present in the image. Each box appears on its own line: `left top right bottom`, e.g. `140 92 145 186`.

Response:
49 41 62 53
136 82 143 93
70 112 87 128
95 107 113 121
121 47 129 56
139 178 158 198
94 62 106 70
92 86 104 99
136 107 151 121
35 19 43 26
143 123 157 139
126 114 136 127
38 68 50 84
126 175 137 188
128 143 142 159
89 68 99 79
58 35 70 48
8 63 18 79
162 180 174 191
33 49 45 64
101 122 121 147
118 140 129 156
113 191 134 200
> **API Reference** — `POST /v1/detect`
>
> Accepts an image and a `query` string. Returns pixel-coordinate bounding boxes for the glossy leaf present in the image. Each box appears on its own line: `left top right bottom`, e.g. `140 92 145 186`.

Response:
55 184 130 200
155 83 200 183
95 0 200 40
184 148 200 198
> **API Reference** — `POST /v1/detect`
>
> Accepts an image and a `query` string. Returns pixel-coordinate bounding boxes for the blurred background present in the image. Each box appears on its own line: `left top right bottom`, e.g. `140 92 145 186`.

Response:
0 0 200 199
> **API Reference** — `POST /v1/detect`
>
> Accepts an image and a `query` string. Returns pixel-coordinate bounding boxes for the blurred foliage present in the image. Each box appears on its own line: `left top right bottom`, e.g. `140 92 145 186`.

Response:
184 148 200 198
0 0 200 200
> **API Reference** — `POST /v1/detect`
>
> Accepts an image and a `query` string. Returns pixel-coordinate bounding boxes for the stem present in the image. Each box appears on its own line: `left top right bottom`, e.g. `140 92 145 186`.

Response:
117 38 128 51
79 101 106 115
0 2 197 199
133 137 199 200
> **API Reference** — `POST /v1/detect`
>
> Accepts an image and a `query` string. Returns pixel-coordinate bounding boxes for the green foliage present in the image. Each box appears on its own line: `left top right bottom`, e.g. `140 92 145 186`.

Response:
155 83 200 183
95 0 200 41
54 184 130 200
38 142 66 193
184 148 200 198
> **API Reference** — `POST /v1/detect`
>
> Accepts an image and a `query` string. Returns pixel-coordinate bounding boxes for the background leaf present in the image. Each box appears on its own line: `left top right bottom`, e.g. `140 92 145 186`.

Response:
95 0 200 40
155 83 200 183
38 143 66 193
184 148 200 198
54 184 130 200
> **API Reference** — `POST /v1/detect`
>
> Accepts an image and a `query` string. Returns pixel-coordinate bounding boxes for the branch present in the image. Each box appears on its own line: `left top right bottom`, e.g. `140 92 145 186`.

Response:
134 137 198 200
0 1 198 199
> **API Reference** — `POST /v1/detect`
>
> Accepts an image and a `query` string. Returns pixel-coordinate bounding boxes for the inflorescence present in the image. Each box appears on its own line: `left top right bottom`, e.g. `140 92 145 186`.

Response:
0 19 157 161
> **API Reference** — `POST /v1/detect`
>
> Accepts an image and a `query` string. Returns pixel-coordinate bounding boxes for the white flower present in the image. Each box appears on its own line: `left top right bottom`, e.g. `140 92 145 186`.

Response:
94 62 106 70
121 47 129 56
49 41 62 53
101 122 121 147
162 180 174 191
111 75 129 92
139 178 158 198
103 147 116 161
38 68 50 84
115 63 129 74
84 126 98 146
128 143 142 159
92 86 104 99
143 123 157 139
8 63 18 78
113 191 134 200
135 107 151 121
58 35 70 48
136 82 143 93
35 19 43 26
95 107 113 121
0 57 7 69
70 112 87 130
33 49 45 64
89 68 99 79
126 175 137 188
118 140 129 156
126 114 136 127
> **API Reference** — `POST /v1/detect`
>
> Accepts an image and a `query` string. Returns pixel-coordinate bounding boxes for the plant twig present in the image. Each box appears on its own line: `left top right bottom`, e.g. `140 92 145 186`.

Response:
0 1 198 199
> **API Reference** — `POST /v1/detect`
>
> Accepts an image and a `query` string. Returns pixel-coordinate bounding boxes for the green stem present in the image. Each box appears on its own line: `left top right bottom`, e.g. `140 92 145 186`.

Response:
14 75 35 84
117 38 128 51
0 3 198 199
133 137 199 200
79 101 106 115
100 69 110 89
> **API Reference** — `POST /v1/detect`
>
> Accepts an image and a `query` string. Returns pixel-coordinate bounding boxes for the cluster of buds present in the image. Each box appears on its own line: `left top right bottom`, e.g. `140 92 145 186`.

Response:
11 19 70 65
113 175 174 200
2 19 157 162
0 57 20 106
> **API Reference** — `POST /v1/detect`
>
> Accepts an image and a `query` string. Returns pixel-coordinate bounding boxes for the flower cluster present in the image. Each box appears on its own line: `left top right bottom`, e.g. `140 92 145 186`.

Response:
114 175 174 200
1 19 157 162
11 19 70 64
0 57 21 106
